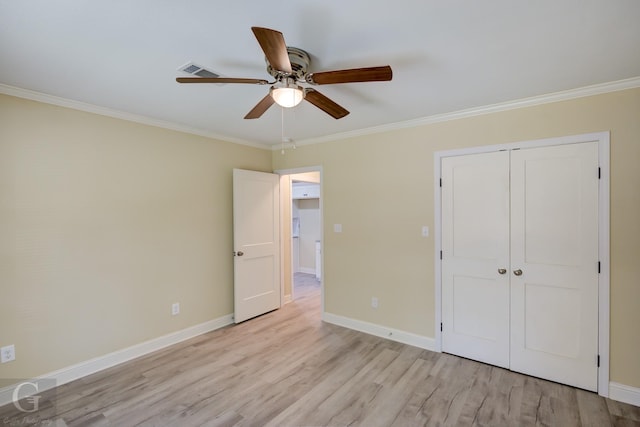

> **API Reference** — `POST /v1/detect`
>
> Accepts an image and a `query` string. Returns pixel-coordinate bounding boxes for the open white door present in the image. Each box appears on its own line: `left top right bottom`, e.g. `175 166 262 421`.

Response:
233 169 280 323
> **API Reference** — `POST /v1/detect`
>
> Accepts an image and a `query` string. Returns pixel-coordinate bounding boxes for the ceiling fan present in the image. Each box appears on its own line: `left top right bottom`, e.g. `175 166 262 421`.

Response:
176 27 393 120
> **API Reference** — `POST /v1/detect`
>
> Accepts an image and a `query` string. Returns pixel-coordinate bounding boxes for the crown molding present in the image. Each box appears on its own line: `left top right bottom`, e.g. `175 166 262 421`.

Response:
0 84 271 150
290 76 640 148
2 77 638 152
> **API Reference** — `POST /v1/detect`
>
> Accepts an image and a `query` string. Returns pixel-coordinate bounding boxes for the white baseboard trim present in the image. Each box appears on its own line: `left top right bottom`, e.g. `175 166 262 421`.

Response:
283 294 293 304
609 382 640 407
298 267 315 275
0 314 234 407
322 312 436 351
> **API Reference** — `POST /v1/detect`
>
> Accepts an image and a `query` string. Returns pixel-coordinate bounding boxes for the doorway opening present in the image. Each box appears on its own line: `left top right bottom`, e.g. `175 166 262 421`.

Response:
277 166 324 313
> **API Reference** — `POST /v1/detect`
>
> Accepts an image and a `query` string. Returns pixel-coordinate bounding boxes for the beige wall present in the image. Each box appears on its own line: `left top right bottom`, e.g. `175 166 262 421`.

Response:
2 87 639 390
0 94 272 379
272 87 640 388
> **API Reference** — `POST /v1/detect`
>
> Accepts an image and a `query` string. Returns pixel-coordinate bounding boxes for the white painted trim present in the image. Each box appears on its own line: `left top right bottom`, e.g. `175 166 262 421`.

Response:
298 267 316 275
598 134 611 397
434 131 610 397
278 174 291 309
609 382 640 407
435 131 609 159
0 84 268 150
434 156 443 352
323 312 436 351
0 314 233 407
274 165 325 176
292 77 640 147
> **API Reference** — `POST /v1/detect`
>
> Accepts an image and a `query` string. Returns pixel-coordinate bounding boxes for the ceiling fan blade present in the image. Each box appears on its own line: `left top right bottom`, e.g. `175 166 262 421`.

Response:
304 89 349 119
251 27 292 74
176 77 269 85
306 65 392 85
244 94 275 119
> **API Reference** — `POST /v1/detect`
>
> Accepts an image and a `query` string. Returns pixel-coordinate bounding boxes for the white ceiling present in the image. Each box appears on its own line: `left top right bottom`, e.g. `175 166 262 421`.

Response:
1 1 639 148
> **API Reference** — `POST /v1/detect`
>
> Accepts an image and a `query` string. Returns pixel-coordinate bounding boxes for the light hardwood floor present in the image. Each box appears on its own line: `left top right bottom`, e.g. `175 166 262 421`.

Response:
2 273 639 426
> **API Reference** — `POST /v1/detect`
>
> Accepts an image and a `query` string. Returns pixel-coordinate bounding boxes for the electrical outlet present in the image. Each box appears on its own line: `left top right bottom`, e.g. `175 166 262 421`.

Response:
371 297 379 309
1 344 15 363
171 303 180 316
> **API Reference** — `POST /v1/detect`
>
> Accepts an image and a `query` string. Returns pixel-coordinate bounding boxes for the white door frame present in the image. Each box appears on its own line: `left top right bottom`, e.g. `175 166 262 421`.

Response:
433 131 610 397
275 165 324 315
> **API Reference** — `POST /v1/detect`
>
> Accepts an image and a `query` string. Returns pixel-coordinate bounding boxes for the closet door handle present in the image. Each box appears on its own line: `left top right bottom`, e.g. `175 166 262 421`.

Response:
513 269 523 276
498 268 507 275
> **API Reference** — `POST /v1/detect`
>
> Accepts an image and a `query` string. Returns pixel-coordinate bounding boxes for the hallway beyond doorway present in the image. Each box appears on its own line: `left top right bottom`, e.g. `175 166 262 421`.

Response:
294 272 320 300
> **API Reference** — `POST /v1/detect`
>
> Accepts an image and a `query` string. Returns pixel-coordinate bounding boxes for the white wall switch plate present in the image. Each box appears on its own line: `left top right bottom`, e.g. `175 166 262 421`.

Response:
1 344 15 363
171 303 180 316
371 297 379 309
334 224 342 233
422 226 429 237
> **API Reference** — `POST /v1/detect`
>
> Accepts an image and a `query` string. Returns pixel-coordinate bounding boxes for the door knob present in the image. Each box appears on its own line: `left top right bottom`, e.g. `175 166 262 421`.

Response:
513 269 523 276
236 251 244 257
498 268 507 275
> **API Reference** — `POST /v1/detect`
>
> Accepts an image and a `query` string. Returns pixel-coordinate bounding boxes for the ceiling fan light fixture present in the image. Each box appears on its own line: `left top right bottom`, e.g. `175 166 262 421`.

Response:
177 28 391 120
270 78 304 108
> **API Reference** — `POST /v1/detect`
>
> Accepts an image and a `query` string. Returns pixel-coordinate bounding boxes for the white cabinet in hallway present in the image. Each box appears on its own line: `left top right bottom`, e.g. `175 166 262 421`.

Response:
292 183 320 199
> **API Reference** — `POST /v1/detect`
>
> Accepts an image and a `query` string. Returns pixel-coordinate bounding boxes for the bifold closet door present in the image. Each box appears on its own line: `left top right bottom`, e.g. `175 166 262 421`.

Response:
510 142 599 391
441 151 511 368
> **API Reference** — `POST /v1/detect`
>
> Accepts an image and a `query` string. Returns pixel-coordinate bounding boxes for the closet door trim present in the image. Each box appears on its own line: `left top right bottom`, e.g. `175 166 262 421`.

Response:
433 131 610 397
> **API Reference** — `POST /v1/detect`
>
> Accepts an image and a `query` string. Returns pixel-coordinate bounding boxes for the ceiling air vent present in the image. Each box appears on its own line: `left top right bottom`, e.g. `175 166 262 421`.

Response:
179 62 220 78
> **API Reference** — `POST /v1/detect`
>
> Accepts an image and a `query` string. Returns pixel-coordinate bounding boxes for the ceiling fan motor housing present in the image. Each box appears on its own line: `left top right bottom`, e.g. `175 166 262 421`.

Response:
266 47 310 80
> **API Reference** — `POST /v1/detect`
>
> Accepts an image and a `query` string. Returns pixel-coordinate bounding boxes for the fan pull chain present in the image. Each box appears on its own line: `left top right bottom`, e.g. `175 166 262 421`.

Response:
291 107 296 149
281 106 285 155
280 107 296 153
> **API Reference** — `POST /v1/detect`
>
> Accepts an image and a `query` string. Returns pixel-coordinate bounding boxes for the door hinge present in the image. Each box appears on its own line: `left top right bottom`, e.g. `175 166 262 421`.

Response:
440 251 443 260
439 178 442 187
597 354 600 367
440 322 443 332
598 261 601 274
598 167 601 179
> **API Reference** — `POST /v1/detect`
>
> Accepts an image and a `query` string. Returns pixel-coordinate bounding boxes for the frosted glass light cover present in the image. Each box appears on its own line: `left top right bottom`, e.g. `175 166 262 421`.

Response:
271 86 304 107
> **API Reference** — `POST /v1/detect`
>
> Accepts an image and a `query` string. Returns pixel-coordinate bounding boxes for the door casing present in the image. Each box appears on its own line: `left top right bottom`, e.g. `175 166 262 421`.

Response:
434 131 610 397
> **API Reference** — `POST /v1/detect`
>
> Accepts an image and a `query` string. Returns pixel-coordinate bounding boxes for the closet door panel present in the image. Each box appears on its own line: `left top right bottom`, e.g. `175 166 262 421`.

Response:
510 142 599 391
441 151 510 368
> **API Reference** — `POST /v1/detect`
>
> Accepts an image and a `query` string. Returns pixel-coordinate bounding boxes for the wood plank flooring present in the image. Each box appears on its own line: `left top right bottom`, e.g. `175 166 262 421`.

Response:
1 273 639 426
